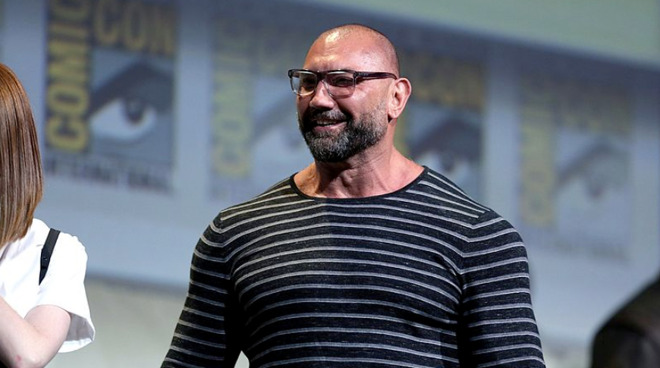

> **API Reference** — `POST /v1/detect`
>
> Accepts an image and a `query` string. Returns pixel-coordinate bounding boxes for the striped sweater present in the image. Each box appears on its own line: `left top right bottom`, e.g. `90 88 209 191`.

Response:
162 167 545 367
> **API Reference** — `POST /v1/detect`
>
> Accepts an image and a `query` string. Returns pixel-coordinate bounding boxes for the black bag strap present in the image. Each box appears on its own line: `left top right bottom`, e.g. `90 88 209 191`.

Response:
39 228 60 285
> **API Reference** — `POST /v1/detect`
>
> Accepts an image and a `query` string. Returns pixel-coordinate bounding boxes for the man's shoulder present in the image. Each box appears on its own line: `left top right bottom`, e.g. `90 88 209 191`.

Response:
414 167 492 213
220 176 298 217
418 167 473 196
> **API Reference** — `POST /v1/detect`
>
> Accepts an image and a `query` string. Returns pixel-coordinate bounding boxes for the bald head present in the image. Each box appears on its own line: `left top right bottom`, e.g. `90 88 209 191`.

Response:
306 24 400 76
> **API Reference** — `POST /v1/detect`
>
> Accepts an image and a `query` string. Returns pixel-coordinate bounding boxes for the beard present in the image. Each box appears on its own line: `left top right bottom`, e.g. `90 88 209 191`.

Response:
298 104 387 162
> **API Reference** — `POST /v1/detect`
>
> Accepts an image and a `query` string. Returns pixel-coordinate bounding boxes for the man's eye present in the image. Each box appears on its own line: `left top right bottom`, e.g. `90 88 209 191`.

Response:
328 75 354 87
300 78 317 89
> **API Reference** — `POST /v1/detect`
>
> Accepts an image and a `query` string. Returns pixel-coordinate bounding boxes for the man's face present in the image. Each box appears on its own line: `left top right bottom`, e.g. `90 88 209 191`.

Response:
297 99 388 162
295 33 392 162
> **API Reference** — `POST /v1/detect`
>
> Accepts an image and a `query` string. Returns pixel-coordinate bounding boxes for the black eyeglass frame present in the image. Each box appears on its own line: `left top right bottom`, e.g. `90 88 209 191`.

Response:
287 69 398 97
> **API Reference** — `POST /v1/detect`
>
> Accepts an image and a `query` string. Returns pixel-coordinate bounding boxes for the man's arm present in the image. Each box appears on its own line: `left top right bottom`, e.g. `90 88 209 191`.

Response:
458 211 545 367
162 220 242 368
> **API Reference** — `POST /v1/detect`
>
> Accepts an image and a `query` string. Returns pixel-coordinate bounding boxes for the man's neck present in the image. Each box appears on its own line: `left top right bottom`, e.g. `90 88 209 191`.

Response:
294 151 423 199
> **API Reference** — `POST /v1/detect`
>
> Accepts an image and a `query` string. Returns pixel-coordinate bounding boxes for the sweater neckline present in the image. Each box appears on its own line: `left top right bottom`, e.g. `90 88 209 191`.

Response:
288 166 429 202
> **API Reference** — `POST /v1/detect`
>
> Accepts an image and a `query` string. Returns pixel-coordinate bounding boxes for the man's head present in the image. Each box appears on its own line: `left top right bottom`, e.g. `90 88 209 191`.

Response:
291 24 411 162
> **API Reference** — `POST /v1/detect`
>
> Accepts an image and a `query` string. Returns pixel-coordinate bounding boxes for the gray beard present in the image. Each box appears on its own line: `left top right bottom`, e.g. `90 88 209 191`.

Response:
299 108 387 162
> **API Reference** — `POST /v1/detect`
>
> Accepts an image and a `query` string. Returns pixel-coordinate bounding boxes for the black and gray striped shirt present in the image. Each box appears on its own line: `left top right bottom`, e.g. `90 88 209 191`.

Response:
162 167 545 367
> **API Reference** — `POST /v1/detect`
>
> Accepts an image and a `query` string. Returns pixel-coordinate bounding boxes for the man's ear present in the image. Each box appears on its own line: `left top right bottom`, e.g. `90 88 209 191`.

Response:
388 77 412 120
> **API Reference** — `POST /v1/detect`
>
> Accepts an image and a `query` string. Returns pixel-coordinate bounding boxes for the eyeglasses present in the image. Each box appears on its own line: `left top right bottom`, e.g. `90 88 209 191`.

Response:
287 69 397 98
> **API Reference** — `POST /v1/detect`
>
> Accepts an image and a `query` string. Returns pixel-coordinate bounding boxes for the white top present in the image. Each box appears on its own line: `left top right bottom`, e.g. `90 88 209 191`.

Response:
0 219 95 352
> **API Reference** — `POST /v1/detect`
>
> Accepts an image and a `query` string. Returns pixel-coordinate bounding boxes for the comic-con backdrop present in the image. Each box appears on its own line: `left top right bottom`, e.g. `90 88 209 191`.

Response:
45 0 176 191
2 0 659 346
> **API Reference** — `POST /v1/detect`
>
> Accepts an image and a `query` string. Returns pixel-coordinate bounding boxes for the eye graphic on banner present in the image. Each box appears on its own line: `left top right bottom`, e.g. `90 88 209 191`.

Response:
44 0 177 192
519 74 632 259
405 100 484 200
409 116 481 176
89 62 172 143
557 139 627 200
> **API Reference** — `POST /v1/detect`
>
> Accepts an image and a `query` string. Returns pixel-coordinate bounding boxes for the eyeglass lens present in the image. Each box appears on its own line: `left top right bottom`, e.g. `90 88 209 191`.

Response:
292 71 355 97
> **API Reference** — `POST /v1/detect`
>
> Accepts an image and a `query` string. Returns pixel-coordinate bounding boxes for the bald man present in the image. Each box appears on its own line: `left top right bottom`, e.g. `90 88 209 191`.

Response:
162 24 545 368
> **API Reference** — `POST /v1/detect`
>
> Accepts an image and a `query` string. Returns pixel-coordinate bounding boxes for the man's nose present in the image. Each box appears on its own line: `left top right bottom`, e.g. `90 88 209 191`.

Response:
308 79 335 108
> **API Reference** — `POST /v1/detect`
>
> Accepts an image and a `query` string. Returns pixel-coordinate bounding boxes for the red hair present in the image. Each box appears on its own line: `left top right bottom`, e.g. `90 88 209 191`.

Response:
0 63 43 247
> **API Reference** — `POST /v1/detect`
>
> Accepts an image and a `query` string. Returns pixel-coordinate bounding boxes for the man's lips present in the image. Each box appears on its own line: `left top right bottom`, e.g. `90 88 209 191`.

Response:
313 119 344 127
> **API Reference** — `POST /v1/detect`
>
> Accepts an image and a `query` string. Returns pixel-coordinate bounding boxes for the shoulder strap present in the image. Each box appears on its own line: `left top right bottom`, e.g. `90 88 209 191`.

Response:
39 228 60 285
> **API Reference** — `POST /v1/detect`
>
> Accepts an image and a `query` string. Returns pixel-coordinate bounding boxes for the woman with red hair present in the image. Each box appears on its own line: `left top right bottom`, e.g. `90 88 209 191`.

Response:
0 63 94 368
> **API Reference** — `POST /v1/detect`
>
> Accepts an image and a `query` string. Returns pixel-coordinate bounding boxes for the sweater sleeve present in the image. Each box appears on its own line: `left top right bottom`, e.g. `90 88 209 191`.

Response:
162 216 242 368
456 210 545 367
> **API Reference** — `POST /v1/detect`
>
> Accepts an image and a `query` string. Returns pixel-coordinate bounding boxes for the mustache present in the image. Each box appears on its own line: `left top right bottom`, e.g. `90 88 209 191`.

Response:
302 109 349 125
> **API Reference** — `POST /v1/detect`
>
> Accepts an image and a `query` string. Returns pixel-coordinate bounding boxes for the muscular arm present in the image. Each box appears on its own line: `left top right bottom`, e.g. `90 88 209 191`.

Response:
0 298 71 368
458 211 545 367
161 219 242 368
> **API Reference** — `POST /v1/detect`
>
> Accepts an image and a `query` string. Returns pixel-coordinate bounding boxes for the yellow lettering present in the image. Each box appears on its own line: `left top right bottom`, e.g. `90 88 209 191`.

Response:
212 19 253 177
519 77 556 227
553 79 631 136
47 40 89 84
401 51 484 112
46 115 88 152
93 0 176 56
122 2 148 51
93 0 120 46
46 0 91 152
50 0 91 21
48 81 89 116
